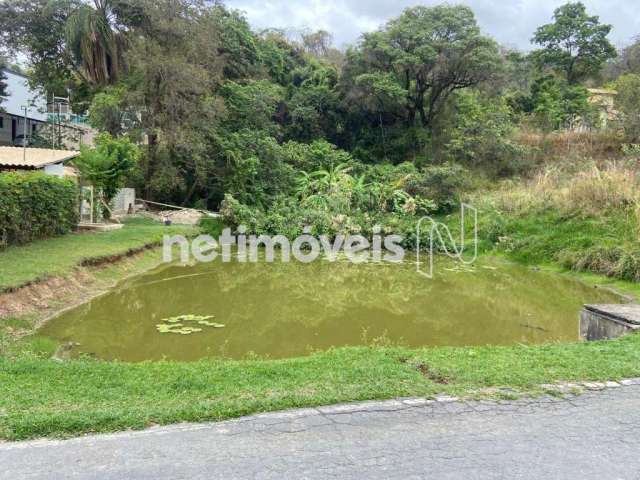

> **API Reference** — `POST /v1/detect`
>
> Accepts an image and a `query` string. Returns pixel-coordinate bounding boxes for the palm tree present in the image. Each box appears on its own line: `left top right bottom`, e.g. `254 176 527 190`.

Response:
65 0 126 86
309 163 352 193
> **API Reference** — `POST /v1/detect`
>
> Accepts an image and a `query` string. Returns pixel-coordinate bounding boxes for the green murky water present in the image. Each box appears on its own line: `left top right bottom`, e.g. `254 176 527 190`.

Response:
38 257 622 361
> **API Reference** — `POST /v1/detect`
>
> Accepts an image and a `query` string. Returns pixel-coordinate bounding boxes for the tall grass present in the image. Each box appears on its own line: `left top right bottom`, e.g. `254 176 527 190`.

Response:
486 160 640 220
515 129 624 165
474 157 640 282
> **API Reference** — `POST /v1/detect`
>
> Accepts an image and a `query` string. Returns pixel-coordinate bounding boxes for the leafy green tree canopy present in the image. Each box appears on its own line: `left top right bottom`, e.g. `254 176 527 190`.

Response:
219 80 284 135
65 0 128 86
615 74 640 142
75 133 140 217
347 5 500 130
532 2 616 84
0 0 79 96
529 75 591 131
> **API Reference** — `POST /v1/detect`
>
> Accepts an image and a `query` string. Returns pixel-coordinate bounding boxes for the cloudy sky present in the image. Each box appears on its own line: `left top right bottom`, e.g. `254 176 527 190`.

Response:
224 0 640 51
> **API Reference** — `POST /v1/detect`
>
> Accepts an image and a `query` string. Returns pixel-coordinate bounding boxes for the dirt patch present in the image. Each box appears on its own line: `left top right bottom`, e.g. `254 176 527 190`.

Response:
79 242 160 267
412 361 452 384
0 271 93 319
139 209 204 225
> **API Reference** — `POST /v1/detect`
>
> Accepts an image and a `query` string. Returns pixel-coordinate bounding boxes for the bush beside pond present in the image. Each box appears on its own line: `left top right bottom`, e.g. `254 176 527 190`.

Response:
219 161 468 243
0 172 78 247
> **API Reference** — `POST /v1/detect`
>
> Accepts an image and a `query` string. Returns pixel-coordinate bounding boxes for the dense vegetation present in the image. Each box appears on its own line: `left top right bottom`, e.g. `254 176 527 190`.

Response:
1 1 640 276
0 172 78 247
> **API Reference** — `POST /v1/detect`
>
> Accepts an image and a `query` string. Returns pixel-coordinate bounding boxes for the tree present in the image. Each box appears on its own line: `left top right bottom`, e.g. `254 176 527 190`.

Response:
606 37 640 79
301 30 333 58
345 5 500 130
74 133 139 218
529 75 591 131
256 30 306 86
211 6 259 80
219 80 284 136
618 37 640 75
0 0 79 96
616 74 640 142
121 1 226 202
286 59 342 142
88 86 131 136
65 0 128 86
443 91 525 175
532 2 616 84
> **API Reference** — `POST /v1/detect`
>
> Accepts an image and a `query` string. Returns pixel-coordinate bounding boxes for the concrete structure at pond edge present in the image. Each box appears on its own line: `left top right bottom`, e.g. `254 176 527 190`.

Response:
580 304 640 341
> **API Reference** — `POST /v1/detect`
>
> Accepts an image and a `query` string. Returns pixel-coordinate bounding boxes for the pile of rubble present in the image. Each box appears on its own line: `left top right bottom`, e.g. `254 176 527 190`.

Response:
157 209 205 225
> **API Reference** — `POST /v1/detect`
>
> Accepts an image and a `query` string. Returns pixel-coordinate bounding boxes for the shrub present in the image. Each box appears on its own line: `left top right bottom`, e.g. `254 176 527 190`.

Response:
404 163 468 213
444 91 529 176
74 133 139 219
219 194 265 231
0 172 78 247
616 74 640 143
281 139 354 172
559 246 640 282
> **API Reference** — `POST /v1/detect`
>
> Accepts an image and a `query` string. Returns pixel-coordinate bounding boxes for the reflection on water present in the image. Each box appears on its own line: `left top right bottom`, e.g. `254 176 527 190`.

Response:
38 256 622 361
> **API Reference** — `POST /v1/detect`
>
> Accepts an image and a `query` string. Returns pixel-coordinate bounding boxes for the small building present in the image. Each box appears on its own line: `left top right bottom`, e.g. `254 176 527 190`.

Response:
0 68 48 146
0 146 80 177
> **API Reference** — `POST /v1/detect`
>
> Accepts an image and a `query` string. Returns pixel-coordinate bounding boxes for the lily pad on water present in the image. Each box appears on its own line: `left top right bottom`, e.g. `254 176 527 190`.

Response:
156 323 184 333
156 314 224 335
197 320 225 328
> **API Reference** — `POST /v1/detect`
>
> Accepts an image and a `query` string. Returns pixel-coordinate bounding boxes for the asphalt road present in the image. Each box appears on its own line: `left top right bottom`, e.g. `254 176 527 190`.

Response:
2 383 640 480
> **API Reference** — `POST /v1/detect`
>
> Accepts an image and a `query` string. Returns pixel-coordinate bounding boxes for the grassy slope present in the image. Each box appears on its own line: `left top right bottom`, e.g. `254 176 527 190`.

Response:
0 218 195 291
2 335 640 440
440 200 639 287
481 207 636 265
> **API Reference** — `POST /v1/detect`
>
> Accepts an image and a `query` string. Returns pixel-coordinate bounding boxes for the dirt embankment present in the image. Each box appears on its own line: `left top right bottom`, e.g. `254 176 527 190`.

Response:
0 271 95 320
0 247 165 336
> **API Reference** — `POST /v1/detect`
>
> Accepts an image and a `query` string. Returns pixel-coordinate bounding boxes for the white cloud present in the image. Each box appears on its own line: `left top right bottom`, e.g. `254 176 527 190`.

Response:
225 0 640 50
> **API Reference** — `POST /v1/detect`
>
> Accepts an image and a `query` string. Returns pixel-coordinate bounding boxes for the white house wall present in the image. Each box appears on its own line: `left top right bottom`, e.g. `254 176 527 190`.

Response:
0 69 47 121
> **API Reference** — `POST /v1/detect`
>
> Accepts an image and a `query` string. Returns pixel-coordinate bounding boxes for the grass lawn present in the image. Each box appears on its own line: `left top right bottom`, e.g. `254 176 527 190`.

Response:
1 335 640 440
1 213 640 442
0 218 196 291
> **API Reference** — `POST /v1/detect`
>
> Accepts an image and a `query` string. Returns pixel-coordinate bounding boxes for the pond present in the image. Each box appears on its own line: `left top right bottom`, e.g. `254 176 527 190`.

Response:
38 257 623 361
